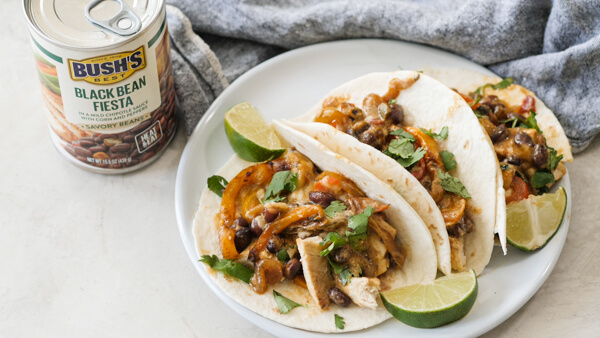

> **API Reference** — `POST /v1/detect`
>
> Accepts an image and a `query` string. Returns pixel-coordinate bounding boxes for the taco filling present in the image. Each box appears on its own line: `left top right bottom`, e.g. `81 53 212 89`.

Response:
212 149 407 310
313 76 473 272
456 82 567 204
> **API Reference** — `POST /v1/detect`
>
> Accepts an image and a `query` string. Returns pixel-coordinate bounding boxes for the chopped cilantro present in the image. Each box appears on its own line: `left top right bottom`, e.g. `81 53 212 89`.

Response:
277 248 290 262
500 164 510 171
388 99 397 105
531 170 555 189
386 138 415 159
346 206 374 250
335 314 345 330
273 290 306 314
207 175 228 197
547 146 563 171
346 206 374 237
199 255 254 284
326 257 352 285
262 170 298 203
524 111 542 133
474 77 514 96
436 170 471 198
420 126 448 140
440 150 457 171
389 129 415 141
339 269 353 285
324 201 347 218
319 232 347 257
388 147 426 168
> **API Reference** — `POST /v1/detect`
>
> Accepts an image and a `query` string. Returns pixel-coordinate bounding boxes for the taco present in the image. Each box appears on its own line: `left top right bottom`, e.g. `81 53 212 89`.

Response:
287 70 503 275
193 121 437 332
422 68 572 206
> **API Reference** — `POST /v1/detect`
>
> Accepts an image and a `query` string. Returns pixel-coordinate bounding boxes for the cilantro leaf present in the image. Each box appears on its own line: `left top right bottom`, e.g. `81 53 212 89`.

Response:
327 256 345 275
207 175 228 197
277 248 290 262
420 126 448 140
390 129 416 141
335 314 345 330
523 111 542 133
199 255 253 284
388 99 397 105
440 150 457 171
319 232 347 257
474 77 514 96
532 170 555 189
386 138 415 159
346 206 374 250
324 201 346 218
326 257 352 285
436 170 471 198
346 206 374 237
273 290 306 314
339 269 353 286
547 146 563 171
492 77 514 90
387 147 426 168
263 170 298 203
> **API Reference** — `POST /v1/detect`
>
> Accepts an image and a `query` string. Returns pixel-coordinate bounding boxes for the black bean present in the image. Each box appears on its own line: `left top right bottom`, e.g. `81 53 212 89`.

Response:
493 103 507 117
329 288 352 307
263 207 279 223
348 108 364 121
271 161 291 172
234 217 249 228
532 144 548 169
250 218 264 237
507 155 521 165
514 132 534 147
491 125 508 143
266 236 284 253
388 104 404 124
331 246 352 264
351 120 369 135
361 130 377 146
284 258 301 279
309 191 336 208
234 228 253 252
475 104 492 117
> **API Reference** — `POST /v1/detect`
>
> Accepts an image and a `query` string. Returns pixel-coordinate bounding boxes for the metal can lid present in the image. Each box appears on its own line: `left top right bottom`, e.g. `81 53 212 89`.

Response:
25 0 163 49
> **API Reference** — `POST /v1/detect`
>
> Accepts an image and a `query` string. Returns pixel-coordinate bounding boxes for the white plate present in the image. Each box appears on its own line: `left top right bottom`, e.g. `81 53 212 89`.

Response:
175 39 571 337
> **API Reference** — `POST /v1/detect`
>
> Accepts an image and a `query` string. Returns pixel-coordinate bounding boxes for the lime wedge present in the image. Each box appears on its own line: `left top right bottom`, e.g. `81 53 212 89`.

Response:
224 102 285 162
381 270 478 328
506 187 567 252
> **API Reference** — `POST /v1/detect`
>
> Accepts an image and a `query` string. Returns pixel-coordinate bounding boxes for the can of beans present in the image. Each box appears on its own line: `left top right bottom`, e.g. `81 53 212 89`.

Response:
23 0 178 173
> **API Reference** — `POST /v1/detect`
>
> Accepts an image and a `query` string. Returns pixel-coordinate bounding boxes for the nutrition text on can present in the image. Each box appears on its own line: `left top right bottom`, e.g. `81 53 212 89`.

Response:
24 0 178 173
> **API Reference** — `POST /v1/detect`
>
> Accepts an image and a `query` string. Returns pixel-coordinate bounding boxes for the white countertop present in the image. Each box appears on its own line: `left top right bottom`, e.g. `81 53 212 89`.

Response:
2 1 599 336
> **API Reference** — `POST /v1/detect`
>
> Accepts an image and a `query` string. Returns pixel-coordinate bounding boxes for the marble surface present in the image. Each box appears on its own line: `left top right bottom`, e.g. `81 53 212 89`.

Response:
2 0 599 336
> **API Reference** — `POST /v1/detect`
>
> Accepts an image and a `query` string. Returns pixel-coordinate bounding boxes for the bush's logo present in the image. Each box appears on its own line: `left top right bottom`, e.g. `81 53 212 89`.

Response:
68 46 146 85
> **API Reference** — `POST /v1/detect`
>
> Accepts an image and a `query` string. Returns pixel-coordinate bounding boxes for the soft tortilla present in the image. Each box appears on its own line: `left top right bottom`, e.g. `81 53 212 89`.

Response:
291 70 502 274
421 68 573 162
193 122 437 333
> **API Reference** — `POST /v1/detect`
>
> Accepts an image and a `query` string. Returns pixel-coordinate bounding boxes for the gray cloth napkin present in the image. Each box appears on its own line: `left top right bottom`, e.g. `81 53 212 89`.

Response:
165 1 600 152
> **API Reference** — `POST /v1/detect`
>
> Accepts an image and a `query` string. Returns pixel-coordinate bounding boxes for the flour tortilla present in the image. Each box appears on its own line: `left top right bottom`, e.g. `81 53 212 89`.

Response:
421 68 573 162
289 70 503 275
193 122 437 333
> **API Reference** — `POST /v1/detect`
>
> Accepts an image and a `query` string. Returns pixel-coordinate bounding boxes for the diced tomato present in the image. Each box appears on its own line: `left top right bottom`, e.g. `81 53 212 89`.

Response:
505 176 531 204
520 95 536 114
411 157 426 181
456 91 481 110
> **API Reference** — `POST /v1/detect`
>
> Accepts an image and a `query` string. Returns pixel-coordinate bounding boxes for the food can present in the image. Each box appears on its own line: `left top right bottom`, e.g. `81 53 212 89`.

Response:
23 0 178 173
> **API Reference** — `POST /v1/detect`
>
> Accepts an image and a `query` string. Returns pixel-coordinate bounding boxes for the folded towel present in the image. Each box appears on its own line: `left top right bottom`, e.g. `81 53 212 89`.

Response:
166 1 600 151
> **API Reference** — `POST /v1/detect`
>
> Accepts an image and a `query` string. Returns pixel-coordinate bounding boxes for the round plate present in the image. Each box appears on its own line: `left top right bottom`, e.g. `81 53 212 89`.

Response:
175 39 571 337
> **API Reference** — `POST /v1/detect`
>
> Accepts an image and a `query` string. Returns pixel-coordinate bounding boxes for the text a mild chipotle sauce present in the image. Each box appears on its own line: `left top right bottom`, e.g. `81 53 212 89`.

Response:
24 0 177 173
